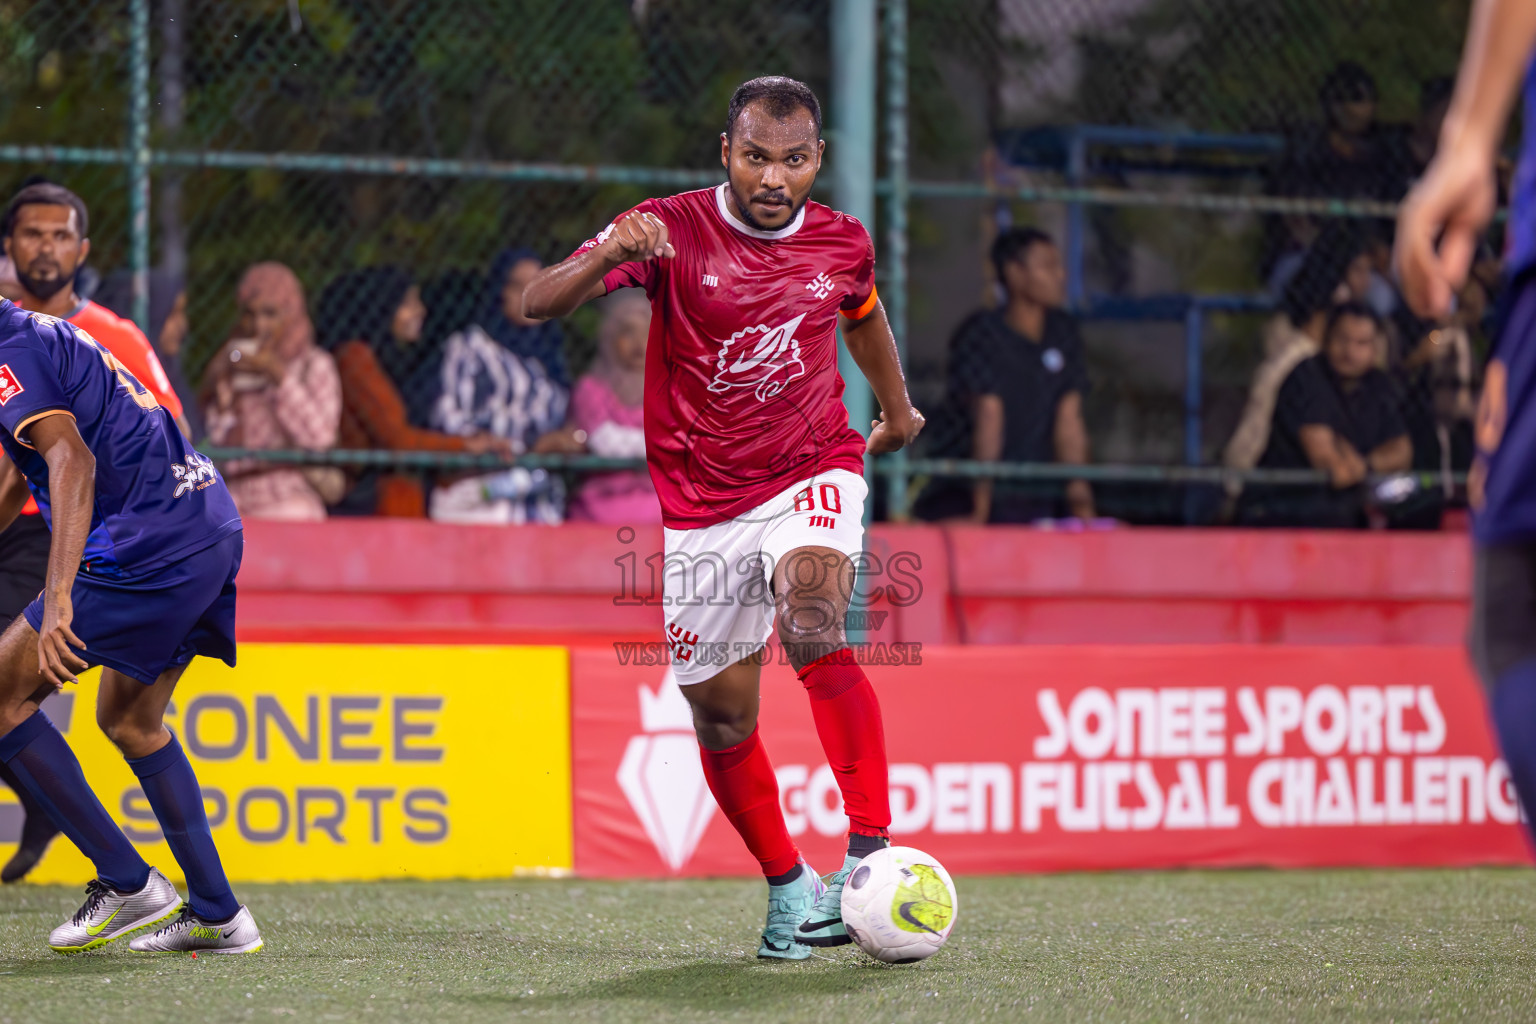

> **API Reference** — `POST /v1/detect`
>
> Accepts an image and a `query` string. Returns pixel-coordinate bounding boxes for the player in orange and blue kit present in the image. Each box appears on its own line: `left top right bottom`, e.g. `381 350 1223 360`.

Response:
1398 0 1536 847
0 298 262 954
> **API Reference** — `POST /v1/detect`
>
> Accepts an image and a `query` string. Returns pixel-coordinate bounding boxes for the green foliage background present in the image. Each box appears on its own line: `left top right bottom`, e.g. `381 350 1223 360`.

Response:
0 0 1478 410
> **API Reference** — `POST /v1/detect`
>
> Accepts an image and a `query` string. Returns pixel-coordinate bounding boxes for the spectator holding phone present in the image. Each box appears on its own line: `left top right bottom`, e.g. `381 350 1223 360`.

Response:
203 262 342 520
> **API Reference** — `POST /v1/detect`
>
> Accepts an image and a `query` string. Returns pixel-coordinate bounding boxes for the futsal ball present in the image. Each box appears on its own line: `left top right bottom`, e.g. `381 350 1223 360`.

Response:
840 846 957 963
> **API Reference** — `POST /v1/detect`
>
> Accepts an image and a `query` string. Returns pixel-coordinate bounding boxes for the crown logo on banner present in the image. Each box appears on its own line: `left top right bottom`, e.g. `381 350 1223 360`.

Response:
615 669 716 871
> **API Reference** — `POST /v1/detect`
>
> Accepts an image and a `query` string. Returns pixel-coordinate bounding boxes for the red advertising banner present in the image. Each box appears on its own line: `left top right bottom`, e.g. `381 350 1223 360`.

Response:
571 645 1532 877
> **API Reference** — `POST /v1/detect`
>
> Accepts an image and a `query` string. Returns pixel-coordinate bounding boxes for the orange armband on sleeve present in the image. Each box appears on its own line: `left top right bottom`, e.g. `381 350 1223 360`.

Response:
840 286 879 323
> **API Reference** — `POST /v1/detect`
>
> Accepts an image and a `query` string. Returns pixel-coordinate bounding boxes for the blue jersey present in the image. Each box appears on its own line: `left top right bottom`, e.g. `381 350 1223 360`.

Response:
0 299 241 575
1473 58 1536 542
1507 58 1536 278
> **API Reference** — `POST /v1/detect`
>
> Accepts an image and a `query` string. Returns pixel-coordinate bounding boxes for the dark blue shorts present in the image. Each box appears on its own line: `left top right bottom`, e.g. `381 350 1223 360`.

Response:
24 531 242 685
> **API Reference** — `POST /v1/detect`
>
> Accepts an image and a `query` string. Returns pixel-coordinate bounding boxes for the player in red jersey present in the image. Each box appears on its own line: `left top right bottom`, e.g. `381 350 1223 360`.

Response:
526 77 923 959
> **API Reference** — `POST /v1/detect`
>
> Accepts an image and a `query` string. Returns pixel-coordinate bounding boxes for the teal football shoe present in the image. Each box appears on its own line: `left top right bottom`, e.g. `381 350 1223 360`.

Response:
757 862 825 960
796 853 859 947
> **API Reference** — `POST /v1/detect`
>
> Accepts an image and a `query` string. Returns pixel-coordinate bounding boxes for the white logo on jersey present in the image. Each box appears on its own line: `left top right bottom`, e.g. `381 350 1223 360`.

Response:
702 274 719 287
578 222 618 255
171 452 218 498
0 363 22 406
805 272 834 300
707 312 808 402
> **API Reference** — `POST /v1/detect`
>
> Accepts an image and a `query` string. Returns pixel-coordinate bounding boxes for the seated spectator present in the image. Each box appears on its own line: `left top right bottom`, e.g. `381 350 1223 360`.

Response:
427 258 574 525
1265 62 1398 292
1396 317 1475 486
415 269 484 425
1389 272 1479 498
1238 302 1412 529
203 262 342 521
318 267 509 518
95 269 205 440
913 227 1093 523
482 248 569 387
567 290 659 524
1227 226 1369 481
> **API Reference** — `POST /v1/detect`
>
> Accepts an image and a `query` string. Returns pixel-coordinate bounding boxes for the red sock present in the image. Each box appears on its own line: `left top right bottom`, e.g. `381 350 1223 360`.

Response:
698 728 800 878
798 648 891 836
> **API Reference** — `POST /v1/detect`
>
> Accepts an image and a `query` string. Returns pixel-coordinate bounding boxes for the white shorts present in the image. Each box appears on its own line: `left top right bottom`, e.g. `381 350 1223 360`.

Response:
661 468 867 685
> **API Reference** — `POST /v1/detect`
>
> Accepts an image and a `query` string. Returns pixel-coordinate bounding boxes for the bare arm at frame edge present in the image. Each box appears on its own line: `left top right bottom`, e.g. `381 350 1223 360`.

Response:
1397 0 1536 318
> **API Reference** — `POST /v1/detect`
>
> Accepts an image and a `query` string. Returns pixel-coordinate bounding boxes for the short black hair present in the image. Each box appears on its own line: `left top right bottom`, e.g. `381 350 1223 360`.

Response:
3 182 89 240
726 76 822 140
1320 61 1377 106
990 226 1054 284
1324 299 1382 341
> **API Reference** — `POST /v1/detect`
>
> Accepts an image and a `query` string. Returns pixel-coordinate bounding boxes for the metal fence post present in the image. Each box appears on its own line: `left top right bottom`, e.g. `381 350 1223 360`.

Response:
832 0 876 641
831 0 876 449
128 0 151 331
884 0 910 520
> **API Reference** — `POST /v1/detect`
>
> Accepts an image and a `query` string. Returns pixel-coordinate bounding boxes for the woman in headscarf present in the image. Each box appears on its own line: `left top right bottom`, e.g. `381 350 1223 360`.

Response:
481 248 569 386
202 262 342 521
567 290 658 524
319 267 509 517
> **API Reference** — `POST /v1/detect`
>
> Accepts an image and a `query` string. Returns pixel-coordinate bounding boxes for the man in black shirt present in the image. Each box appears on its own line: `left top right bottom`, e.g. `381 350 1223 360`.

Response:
914 227 1093 522
1241 301 1412 527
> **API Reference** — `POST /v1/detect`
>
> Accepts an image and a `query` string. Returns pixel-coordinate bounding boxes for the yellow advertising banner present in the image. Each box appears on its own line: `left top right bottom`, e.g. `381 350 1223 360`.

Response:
0 644 572 884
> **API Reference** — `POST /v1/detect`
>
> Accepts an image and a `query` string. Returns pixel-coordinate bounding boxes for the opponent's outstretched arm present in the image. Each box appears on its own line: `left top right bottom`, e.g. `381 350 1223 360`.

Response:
842 301 924 455
522 210 675 320
1397 0 1536 317
27 414 92 686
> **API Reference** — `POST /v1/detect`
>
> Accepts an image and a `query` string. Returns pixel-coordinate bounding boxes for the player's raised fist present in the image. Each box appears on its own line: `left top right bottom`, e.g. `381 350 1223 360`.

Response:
867 406 924 455
603 210 676 265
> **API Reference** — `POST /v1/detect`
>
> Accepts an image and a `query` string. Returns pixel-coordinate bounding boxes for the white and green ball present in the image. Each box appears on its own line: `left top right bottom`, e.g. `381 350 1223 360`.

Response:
839 846 957 963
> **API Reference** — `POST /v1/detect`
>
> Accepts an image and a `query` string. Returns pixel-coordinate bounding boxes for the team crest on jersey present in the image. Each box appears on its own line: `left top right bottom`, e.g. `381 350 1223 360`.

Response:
171 452 219 498
0 364 22 405
707 312 808 402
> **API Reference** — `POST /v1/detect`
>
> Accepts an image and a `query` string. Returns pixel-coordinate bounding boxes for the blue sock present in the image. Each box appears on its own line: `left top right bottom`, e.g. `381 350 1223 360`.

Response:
0 711 150 892
128 734 238 922
1493 659 1536 846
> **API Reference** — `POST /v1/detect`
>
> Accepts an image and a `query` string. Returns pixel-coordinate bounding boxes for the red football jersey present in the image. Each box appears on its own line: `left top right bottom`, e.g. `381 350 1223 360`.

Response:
573 184 877 529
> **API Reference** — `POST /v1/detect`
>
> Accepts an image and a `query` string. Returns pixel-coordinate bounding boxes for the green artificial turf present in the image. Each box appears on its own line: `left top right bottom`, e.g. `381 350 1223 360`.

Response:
1 869 1533 1023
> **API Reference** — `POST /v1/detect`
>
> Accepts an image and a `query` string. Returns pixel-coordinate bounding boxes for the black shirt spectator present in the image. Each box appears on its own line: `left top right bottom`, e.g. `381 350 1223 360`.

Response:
1241 302 1412 528
1260 355 1406 474
1265 62 1399 287
1273 62 1400 203
914 227 1093 523
945 308 1088 465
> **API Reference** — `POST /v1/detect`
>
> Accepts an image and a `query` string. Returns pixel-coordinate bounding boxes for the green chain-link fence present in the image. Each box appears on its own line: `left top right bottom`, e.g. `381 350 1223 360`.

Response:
0 0 1481 527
